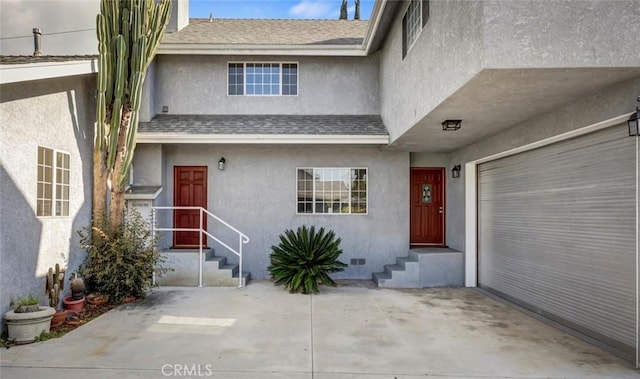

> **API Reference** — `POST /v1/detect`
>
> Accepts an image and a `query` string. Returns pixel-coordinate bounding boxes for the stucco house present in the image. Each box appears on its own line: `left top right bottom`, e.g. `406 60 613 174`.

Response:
0 55 97 330
129 0 640 365
0 0 637 367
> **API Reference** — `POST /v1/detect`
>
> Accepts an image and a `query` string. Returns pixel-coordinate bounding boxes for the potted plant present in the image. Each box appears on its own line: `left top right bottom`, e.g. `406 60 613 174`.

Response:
3 294 55 344
63 274 85 313
46 264 67 327
86 292 108 306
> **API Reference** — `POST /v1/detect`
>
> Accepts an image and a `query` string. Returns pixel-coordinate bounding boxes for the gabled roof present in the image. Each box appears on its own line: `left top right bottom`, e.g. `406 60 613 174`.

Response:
159 19 369 56
137 114 388 144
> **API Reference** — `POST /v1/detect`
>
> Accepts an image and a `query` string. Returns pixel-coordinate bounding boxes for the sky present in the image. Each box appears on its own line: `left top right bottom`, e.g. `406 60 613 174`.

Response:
0 0 374 55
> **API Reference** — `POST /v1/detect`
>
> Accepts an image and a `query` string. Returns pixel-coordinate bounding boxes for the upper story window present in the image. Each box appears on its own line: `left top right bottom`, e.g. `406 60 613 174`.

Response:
297 168 367 215
402 0 429 59
228 62 298 96
37 146 70 217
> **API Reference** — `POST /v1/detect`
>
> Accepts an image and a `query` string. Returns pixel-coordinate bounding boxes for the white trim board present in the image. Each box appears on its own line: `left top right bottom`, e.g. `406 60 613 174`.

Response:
136 134 390 145
0 59 97 84
158 44 366 57
464 113 634 287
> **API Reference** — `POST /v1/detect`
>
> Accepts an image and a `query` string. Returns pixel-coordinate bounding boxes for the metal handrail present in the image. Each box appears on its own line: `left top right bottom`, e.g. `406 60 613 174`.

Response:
151 206 250 288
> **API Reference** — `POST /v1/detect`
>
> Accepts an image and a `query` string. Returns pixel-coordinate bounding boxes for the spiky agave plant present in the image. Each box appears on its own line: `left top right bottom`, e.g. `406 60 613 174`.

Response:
268 225 347 294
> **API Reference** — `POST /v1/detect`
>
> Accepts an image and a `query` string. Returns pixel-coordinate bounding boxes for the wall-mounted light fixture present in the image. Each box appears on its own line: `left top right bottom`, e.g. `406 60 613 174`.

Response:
442 119 462 131
452 164 461 178
218 157 226 170
628 97 639 137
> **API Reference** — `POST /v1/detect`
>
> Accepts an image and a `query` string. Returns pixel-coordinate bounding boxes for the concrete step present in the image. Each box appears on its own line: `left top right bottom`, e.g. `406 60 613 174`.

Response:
375 248 465 289
157 249 250 287
233 271 251 287
372 271 391 286
384 264 404 275
397 256 418 269
204 255 227 269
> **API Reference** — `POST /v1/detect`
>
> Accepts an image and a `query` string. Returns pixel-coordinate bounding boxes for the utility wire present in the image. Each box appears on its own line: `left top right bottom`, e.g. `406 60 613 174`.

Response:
0 28 95 40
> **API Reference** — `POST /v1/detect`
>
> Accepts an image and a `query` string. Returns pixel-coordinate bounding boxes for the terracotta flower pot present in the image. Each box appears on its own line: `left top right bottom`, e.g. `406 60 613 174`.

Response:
63 296 84 313
86 294 107 306
50 309 68 327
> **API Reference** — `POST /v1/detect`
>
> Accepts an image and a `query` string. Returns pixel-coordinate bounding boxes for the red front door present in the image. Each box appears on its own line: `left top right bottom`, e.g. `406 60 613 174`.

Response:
410 168 445 246
173 166 207 248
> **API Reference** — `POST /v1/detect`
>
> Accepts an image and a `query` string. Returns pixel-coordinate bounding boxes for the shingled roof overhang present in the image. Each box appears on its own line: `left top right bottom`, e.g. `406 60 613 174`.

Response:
0 55 98 84
137 114 389 144
158 19 370 56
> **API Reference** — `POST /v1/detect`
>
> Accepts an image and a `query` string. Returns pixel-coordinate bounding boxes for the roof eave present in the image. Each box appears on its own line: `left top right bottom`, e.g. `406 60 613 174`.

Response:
137 133 389 144
157 43 367 56
363 0 387 53
0 59 98 84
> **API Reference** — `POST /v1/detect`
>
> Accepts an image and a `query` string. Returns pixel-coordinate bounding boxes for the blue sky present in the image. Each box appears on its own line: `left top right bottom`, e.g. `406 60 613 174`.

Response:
189 0 374 20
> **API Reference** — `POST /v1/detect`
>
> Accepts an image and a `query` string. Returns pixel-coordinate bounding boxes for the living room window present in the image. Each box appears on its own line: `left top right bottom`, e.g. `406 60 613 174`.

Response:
402 0 429 58
297 168 367 215
228 62 298 96
37 146 70 217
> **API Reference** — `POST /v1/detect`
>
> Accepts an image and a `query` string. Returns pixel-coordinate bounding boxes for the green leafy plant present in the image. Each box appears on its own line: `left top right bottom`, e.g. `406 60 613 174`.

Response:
78 211 172 302
12 294 41 313
268 225 347 294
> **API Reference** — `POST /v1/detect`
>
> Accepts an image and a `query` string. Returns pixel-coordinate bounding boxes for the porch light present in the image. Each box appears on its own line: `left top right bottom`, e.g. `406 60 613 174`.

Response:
452 165 461 178
218 157 226 170
442 119 462 131
628 98 639 137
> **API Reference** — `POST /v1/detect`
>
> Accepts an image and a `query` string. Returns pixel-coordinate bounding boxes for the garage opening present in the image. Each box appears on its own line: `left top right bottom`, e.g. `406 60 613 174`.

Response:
477 123 637 363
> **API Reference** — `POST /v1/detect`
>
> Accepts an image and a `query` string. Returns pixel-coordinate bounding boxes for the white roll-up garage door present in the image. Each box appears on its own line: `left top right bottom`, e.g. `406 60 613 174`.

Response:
478 123 637 361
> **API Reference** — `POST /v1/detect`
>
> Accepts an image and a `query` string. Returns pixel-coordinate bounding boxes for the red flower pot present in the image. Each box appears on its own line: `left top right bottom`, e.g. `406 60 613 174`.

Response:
50 309 68 327
63 296 85 313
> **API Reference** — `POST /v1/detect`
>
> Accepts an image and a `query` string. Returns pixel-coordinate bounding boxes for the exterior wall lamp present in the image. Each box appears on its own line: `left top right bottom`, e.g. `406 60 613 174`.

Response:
218 157 226 170
628 97 639 137
452 164 461 178
442 119 462 131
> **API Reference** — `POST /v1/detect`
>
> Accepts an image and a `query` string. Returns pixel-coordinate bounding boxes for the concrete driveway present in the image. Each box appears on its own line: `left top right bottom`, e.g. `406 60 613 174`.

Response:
0 280 636 378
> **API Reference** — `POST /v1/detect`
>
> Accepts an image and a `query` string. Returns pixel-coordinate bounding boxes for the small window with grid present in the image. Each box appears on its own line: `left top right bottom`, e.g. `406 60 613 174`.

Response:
228 62 297 96
37 146 70 217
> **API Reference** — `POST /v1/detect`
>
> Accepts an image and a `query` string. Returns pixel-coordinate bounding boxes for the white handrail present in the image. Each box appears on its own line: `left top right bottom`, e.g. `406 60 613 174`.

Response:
151 206 249 288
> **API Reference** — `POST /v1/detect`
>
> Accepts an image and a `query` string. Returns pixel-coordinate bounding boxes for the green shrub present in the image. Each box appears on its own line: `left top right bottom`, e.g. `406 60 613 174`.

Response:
268 225 347 294
78 211 171 302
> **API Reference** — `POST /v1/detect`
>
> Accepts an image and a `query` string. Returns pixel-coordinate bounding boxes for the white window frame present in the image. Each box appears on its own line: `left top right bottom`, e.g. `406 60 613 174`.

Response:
403 0 424 55
36 146 70 218
227 62 299 97
296 167 368 215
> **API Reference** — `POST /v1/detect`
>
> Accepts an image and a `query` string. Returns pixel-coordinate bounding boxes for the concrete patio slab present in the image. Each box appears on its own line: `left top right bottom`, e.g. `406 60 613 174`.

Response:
0 280 636 379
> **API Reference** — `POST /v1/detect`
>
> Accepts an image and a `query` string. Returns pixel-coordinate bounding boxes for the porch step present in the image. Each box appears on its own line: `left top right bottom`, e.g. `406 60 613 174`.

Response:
156 249 251 287
372 248 464 288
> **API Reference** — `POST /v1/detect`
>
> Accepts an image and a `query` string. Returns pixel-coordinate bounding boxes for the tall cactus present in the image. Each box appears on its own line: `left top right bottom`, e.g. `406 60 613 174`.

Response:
94 0 171 228
46 264 65 309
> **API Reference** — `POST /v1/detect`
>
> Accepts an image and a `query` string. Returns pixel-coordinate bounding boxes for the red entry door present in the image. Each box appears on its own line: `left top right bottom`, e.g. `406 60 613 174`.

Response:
173 166 207 248
410 168 445 246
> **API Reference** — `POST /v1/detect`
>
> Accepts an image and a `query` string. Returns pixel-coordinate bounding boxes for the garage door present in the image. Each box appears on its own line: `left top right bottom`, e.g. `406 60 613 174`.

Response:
478 123 637 361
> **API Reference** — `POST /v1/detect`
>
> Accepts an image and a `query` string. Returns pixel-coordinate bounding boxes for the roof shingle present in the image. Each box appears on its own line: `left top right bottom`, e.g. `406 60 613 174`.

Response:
139 114 387 135
162 19 368 46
